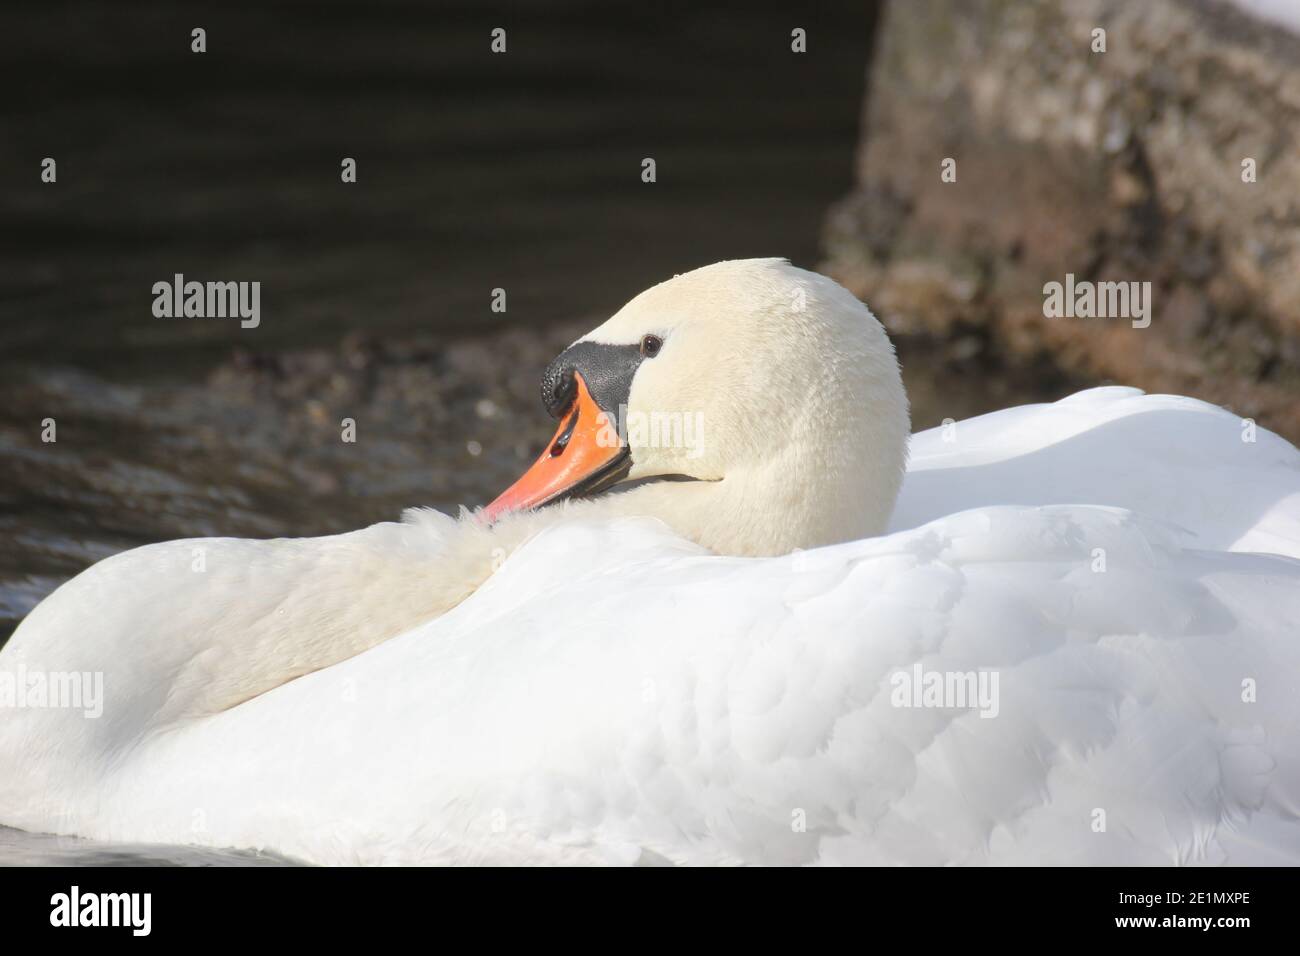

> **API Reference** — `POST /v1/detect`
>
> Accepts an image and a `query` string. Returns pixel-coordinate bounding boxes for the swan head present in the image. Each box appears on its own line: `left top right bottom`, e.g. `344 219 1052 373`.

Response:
485 258 910 556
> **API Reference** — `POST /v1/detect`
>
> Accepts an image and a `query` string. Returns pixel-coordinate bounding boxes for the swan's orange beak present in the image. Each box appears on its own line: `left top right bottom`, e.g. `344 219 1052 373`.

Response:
483 372 629 523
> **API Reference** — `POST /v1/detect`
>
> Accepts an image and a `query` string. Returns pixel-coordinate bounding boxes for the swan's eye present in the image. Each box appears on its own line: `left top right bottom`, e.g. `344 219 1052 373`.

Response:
639 334 663 358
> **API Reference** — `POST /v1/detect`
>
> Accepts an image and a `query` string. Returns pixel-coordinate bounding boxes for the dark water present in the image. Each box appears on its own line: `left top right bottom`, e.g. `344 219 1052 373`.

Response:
0 0 1070 864
1 0 881 373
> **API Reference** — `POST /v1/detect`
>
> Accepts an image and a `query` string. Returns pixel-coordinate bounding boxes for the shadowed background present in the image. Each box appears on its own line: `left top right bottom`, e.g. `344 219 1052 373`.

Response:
3 0 885 369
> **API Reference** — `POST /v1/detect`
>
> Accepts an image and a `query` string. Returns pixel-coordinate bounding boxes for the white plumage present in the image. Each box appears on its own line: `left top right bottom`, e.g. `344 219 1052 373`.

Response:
2 262 1298 865
5 388 1298 865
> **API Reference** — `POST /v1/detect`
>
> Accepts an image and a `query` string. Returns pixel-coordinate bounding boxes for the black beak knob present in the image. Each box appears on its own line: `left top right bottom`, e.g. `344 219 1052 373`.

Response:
541 360 577 420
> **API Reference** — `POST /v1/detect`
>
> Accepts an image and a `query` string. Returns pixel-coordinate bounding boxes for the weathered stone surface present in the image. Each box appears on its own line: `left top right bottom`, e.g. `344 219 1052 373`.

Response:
825 0 1300 440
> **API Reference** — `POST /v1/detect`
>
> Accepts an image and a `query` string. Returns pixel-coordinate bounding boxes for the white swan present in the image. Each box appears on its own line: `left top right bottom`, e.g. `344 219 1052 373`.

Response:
1 258 1298 865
